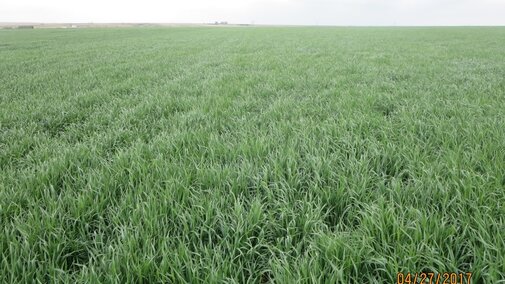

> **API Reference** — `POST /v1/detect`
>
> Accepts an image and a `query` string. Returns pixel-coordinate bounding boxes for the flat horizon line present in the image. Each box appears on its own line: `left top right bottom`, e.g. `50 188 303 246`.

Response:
1 22 504 28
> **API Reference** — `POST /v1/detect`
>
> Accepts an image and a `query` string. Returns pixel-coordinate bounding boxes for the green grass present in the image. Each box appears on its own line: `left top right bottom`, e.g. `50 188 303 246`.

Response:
1 26 505 283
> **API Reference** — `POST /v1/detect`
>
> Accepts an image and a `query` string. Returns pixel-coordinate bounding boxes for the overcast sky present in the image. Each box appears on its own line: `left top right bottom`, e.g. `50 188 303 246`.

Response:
1 0 505 26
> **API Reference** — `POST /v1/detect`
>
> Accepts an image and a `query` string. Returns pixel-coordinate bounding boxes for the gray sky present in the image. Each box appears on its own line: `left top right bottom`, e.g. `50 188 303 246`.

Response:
1 0 505 26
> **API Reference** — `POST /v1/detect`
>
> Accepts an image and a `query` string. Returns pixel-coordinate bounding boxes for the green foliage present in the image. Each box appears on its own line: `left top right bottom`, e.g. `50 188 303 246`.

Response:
1 27 505 283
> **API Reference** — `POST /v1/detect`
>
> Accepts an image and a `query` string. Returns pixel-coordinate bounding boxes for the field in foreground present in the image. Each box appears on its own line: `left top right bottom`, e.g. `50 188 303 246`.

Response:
1 27 504 282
